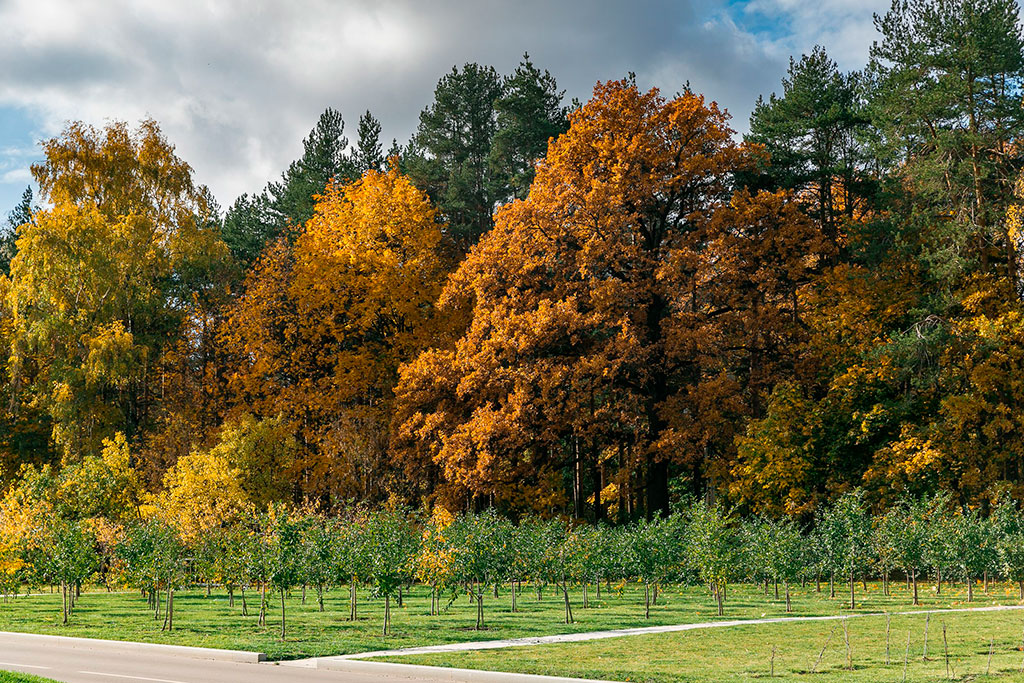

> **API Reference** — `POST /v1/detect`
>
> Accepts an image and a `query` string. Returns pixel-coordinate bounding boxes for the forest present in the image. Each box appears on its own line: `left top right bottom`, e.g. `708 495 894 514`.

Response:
0 0 1022 534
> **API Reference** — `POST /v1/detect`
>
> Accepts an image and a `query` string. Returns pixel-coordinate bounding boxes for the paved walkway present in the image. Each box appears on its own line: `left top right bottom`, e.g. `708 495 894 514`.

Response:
302 603 1024 664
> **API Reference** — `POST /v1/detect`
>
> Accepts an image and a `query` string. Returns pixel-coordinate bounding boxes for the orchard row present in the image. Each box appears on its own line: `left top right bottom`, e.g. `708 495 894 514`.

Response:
11 492 1023 637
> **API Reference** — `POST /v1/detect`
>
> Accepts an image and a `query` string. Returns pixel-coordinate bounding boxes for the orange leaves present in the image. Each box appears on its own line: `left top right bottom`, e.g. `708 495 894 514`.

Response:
393 79 827 516
221 167 448 502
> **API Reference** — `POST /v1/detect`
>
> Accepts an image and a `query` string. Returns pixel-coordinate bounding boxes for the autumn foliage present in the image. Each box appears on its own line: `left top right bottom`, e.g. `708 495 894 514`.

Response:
3 2 1024 525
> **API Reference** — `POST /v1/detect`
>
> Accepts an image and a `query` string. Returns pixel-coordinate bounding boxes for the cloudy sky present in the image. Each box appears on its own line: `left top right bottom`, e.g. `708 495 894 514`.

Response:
0 0 891 214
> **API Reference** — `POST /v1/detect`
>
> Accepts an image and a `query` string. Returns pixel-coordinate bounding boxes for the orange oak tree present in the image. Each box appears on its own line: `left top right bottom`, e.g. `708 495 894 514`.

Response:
393 79 827 518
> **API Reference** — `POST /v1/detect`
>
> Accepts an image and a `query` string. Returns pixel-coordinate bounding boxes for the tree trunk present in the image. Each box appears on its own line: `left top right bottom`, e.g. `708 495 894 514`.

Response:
785 581 791 613
280 588 286 640
562 583 574 624
849 569 855 610
913 570 919 606
258 583 267 627
644 582 650 619
383 595 390 636
349 580 358 621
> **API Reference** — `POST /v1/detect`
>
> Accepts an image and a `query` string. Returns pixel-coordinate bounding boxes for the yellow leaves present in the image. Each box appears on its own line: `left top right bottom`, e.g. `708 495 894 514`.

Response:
154 441 249 543
8 118 229 461
221 167 448 502
863 427 946 499
83 322 144 390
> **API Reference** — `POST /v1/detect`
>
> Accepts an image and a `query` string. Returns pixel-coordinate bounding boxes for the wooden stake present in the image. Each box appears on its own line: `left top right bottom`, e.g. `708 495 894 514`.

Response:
942 622 949 680
886 613 891 665
987 637 993 676
843 617 852 670
903 631 911 683
924 614 930 660
812 626 835 674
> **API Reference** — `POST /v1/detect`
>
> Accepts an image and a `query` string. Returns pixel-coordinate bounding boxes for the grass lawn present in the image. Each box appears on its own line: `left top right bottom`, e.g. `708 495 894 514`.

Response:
379 609 1024 682
0 673 58 683
0 579 1019 661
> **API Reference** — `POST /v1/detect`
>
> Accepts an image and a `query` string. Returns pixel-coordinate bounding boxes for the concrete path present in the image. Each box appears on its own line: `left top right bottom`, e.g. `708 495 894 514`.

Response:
0 631 616 683
303 603 1024 665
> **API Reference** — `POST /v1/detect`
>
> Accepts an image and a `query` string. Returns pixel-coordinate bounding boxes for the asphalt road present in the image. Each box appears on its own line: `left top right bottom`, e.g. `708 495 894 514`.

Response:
0 633 399 683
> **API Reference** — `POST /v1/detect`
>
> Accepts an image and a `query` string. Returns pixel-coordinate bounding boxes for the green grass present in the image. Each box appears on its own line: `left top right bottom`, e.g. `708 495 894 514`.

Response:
379 609 1024 682
0 579 1019 661
0 673 58 683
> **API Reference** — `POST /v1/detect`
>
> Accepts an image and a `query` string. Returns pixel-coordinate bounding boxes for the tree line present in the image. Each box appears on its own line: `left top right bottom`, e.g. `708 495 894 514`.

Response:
6 492 1024 638
1 0 1024 522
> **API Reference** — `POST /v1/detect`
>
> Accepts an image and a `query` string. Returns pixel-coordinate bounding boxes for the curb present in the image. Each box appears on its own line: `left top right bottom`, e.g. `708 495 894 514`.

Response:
314 658 620 683
0 631 267 663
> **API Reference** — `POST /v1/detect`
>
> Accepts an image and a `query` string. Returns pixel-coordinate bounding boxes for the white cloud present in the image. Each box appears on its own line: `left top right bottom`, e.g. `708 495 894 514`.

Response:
0 168 31 184
0 0 890 209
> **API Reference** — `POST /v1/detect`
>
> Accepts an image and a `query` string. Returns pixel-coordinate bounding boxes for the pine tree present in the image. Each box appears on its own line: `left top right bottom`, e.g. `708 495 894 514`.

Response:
747 46 869 253
489 53 569 200
407 63 504 250
1 186 32 275
351 110 384 173
268 107 357 232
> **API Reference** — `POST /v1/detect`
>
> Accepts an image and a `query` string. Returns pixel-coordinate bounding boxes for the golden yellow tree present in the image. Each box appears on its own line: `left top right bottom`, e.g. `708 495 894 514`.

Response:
221 166 449 502
7 120 228 461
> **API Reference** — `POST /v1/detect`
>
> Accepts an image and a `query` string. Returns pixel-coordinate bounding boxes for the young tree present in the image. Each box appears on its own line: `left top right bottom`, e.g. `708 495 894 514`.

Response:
872 507 902 597
38 518 97 624
817 492 871 609
993 496 1024 599
946 506 991 602
266 509 303 640
765 518 805 612
361 509 416 636
891 496 935 605
446 510 515 629
687 502 738 617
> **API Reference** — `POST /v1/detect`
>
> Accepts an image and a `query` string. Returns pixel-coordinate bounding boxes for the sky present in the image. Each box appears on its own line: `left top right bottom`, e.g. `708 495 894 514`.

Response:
0 0 892 216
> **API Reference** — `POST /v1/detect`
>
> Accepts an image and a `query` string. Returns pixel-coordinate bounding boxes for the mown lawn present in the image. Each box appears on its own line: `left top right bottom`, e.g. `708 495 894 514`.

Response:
380 609 1024 682
0 579 1019 660
0 673 57 683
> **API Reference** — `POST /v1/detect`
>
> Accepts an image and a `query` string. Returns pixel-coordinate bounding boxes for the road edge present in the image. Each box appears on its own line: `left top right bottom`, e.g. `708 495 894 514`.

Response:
0 631 267 663
313 657 620 683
